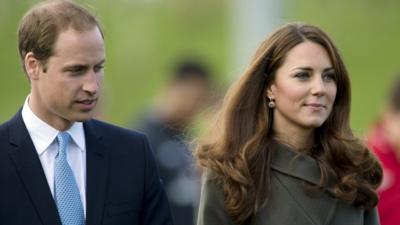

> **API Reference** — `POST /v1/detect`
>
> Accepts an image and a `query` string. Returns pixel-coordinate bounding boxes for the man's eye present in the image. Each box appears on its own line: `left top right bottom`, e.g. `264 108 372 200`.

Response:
67 67 85 75
94 65 104 73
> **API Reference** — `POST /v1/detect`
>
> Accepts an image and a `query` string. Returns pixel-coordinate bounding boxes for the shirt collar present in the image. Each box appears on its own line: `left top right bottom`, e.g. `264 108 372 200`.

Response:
21 95 86 155
68 121 85 151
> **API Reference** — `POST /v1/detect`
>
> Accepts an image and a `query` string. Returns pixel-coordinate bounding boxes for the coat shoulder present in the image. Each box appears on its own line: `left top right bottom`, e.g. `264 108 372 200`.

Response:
86 119 148 142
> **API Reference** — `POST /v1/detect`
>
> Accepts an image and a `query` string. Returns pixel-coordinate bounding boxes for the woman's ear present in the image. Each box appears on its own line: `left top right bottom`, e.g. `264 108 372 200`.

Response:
24 52 42 81
266 85 274 99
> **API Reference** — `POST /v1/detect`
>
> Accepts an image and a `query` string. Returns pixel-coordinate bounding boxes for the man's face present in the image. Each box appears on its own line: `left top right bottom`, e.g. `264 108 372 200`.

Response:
30 26 105 130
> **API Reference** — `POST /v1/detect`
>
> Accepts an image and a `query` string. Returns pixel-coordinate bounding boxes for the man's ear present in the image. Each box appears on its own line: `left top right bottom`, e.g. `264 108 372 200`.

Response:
24 52 43 81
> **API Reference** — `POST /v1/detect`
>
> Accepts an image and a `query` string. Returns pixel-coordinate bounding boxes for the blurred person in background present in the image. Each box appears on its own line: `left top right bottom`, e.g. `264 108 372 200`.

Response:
0 1 172 225
368 75 400 225
134 60 211 225
195 23 382 225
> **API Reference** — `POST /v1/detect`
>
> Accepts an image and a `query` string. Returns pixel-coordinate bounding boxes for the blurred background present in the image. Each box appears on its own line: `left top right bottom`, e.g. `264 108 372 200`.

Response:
2 1 400 224
1 0 400 134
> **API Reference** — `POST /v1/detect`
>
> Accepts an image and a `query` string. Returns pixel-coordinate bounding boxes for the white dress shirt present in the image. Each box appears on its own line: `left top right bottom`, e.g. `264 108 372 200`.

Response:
21 96 87 215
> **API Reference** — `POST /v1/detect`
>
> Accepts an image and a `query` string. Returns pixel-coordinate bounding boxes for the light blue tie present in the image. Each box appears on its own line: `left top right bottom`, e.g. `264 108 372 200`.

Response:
55 132 85 225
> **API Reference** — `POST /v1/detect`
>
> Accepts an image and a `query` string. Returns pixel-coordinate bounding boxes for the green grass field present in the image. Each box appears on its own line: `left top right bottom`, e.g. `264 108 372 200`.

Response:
1 0 399 135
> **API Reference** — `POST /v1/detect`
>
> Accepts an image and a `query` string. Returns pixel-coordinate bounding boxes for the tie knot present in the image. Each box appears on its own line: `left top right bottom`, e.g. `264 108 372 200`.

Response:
57 132 71 156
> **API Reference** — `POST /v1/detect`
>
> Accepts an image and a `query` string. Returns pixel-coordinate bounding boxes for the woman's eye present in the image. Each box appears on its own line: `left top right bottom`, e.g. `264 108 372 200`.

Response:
294 72 310 80
323 72 336 82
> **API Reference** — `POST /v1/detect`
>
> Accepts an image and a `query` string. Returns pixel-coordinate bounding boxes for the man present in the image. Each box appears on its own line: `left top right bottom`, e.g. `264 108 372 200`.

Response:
0 1 173 225
135 60 210 225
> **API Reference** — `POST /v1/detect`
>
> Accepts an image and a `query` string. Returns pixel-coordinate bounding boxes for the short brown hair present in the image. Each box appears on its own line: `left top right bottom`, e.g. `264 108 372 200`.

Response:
18 0 104 72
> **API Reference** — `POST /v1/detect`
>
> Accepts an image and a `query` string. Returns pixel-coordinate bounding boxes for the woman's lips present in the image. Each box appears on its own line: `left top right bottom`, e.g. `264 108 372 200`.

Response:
304 103 326 110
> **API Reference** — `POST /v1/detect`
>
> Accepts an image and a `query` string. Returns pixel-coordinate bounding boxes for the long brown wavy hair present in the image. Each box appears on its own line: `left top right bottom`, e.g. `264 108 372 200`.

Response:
195 23 382 225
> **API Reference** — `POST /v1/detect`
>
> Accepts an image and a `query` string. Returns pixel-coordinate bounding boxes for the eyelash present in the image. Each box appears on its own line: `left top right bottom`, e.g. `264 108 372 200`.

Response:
294 72 310 80
94 65 104 72
322 73 336 82
68 67 85 75
294 72 336 82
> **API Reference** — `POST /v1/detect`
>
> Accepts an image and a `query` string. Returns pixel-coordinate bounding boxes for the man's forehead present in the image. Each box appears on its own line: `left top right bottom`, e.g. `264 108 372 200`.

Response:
52 27 104 52
48 29 104 68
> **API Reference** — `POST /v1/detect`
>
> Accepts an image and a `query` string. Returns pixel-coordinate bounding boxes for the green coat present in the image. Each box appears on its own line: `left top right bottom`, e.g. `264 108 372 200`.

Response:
197 142 380 225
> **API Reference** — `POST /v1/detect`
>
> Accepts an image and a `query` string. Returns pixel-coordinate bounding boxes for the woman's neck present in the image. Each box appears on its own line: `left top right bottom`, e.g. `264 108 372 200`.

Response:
273 127 314 151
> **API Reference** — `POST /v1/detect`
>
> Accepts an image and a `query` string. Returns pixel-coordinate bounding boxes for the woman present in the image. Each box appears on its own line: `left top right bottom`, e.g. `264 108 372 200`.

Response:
195 23 382 225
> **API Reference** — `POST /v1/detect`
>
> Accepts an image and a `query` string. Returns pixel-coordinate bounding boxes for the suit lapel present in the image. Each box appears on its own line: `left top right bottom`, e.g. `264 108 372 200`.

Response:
84 120 109 225
8 111 62 225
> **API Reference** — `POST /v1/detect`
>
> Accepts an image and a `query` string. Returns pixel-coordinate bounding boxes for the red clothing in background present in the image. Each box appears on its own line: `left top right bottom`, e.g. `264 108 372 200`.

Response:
368 125 400 225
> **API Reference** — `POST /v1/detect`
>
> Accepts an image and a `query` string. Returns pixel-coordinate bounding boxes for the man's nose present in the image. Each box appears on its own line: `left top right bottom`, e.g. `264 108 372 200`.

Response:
83 71 101 94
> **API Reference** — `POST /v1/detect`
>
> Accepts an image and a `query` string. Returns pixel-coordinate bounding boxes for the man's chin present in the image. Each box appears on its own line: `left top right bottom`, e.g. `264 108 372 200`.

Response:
71 112 95 122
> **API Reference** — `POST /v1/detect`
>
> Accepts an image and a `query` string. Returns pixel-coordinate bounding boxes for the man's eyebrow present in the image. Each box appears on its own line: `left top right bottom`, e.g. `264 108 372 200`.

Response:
62 59 106 70
96 59 106 65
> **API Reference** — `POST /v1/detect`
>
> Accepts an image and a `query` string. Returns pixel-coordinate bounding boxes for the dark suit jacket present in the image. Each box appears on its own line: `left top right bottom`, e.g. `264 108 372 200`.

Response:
0 111 173 225
197 142 380 225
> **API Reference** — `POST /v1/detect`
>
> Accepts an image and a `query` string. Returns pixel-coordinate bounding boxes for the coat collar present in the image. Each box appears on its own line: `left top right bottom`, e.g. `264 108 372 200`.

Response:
83 119 109 225
270 141 337 191
8 110 110 225
8 109 62 225
262 141 339 225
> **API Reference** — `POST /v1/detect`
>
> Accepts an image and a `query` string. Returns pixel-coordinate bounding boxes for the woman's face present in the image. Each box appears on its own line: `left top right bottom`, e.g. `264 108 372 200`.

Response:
267 41 337 135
